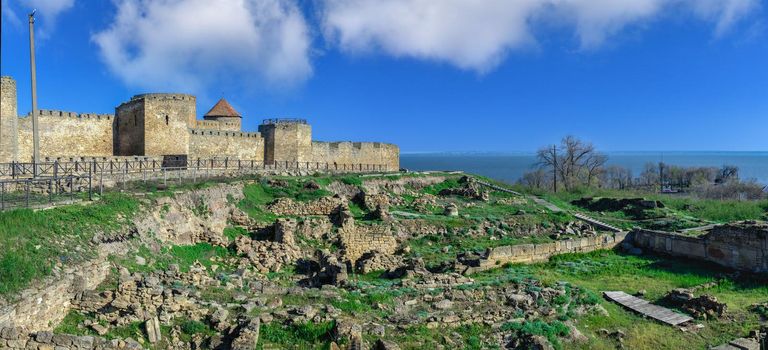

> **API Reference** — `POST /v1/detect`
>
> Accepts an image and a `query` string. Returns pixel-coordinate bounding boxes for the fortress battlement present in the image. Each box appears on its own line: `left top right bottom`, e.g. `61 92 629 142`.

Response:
314 141 397 149
190 129 262 138
23 110 114 121
261 118 308 125
130 93 196 101
0 75 398 169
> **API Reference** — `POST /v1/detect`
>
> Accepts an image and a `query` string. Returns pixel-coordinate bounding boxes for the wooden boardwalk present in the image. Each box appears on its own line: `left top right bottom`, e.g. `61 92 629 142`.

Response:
604 291 693 326
574 213 623 232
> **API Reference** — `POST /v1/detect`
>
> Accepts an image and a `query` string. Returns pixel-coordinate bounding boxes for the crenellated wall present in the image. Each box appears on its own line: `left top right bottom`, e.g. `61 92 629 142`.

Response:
17 110 114 161
189 129 264 160
1 75 399 169
311 141 400 171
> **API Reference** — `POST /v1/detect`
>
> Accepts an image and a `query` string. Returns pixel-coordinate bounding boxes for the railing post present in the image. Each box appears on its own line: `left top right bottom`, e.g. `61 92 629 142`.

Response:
25 180 30 208
48 179 52 205
88 167 93 201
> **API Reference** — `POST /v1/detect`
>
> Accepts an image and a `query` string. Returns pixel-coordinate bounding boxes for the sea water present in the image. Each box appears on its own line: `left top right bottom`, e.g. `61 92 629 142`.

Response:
401 152 768 185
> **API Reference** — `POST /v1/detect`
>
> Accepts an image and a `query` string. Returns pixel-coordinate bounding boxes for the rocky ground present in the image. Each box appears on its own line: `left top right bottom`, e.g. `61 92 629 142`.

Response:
1 172 766 350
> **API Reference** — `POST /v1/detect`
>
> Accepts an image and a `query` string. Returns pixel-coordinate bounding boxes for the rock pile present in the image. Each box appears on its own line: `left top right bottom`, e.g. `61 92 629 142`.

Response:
664 288 727 319
234 235 302 273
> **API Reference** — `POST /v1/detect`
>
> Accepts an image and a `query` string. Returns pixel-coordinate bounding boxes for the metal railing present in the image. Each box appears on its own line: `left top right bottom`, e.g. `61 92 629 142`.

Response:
0 158 389 179
0 174 92 211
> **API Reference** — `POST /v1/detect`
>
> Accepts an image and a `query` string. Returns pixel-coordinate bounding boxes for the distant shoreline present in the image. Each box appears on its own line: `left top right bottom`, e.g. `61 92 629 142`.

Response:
402 152 768 185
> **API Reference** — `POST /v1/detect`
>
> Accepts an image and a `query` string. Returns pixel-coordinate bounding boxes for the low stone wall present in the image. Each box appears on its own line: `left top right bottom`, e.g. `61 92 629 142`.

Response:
631 222 768 273
463 232 628 274
339 222 398 263
0 260 110 332
0 327 135 350
267 196 346 216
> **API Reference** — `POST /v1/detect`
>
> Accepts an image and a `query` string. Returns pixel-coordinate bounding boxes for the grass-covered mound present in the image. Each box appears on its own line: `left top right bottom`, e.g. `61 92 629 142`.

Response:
0 193 139 296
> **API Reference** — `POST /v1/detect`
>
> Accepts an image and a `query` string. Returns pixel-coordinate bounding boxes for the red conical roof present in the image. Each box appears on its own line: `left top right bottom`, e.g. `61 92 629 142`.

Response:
204 98 241 118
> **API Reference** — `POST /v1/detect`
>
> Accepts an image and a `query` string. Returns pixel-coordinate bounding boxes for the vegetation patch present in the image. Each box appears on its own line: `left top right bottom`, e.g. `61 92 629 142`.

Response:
0 193 139 296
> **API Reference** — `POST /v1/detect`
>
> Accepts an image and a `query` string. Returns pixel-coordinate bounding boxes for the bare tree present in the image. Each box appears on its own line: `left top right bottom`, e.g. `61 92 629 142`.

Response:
535 136 608 191
520 169 550 190
716 165 739 184
602 166 633 189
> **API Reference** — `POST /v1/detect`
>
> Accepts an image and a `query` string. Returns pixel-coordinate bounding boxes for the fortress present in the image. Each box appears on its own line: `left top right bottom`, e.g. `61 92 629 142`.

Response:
0 76 399 170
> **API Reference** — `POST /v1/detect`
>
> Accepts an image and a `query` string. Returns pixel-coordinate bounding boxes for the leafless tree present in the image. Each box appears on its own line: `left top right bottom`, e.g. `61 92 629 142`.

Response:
602 166 633 189
520 169 550 190
535 135 608 191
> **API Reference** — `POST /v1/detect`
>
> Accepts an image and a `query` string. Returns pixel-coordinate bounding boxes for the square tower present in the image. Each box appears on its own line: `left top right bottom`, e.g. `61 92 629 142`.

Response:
258 119 312 164
115 93 196 156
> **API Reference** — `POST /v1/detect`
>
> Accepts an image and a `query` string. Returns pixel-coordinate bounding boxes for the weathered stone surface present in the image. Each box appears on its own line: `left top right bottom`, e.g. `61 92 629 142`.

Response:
145 316 162 344
268 196 347 217
631 222 768 273
133 183 244 246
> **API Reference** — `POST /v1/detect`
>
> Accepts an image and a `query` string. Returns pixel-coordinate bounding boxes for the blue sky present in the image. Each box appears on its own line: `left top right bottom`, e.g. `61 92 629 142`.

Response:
1 0 767 153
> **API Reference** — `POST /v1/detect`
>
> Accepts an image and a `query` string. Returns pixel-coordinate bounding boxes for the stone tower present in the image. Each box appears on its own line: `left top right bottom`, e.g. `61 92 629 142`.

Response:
203 98 241 131
0 76 18 163
115 93 196 156
258 119 312 164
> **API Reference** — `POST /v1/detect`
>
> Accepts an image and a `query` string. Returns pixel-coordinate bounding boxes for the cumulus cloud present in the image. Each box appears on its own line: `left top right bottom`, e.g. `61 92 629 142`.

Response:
93 0 312 92
3 0 75 36
319 0 760 72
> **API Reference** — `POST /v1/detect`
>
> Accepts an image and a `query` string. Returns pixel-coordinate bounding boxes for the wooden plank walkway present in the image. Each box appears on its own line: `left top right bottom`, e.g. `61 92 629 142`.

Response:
604 291 693 326
531 197 563 213
574 213 622 232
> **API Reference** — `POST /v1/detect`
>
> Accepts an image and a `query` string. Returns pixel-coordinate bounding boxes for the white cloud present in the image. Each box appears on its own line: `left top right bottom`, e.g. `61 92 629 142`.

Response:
93 0 312 92
319 0 761 72
25 0 76 38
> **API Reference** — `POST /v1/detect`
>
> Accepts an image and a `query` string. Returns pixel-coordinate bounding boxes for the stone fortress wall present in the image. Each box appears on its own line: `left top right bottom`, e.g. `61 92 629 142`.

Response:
0 76 399 170
0 77 19 162
17 110 114 161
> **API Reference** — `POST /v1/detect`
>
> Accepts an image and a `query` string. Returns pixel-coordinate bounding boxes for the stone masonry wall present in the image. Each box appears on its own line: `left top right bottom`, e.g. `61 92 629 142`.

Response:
631 223 768 273
311 141 400 171
258 122 313 164
464 232 628 274
0 76 18 163
338 221 398 262
115 99 144 156
142 94 195 156
17 110 114 161
267 196 346 216
0 260 110 332
198 117 241 131
189 129 264 160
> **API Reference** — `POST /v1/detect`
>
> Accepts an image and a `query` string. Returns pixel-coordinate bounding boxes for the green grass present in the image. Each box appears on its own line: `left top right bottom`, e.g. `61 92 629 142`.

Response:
501 320 570 350
422 177 462 196
177 319 216 342
238 179 333 223
408 231 555 269
545 188 768 224
0 193 139 296
54 311 97 336
224 226 250 241
376 324 499 350
120 242 233 274
511 250 768 350
258 321 336 350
